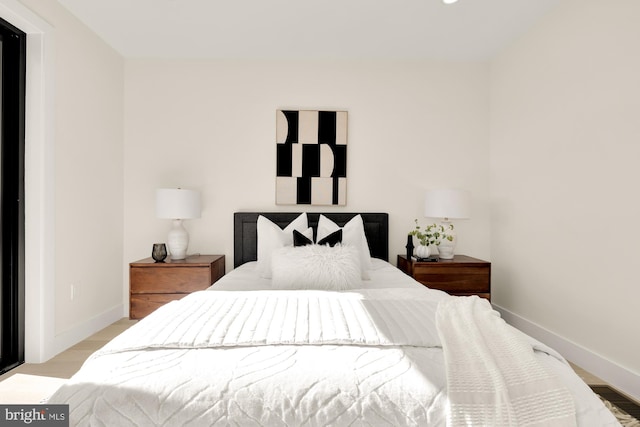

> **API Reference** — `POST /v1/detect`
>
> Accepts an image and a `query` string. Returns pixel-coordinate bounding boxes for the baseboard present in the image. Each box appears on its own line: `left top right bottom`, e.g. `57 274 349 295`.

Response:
493 303 640 403
52 303 124 358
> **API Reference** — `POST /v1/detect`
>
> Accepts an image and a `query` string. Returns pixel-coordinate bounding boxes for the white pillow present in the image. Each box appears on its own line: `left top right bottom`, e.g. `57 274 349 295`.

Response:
256 213 309 278
271 244 362 290
316 214 373 278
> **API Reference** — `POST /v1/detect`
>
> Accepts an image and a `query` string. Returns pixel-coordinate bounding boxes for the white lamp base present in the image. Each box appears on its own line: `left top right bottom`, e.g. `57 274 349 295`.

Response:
438 244 455 259
167 219 189 260
438 219 456 259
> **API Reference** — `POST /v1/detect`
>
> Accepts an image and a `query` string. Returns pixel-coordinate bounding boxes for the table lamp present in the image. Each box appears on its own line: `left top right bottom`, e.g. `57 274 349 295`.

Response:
156 188 201 260
424 189 470 259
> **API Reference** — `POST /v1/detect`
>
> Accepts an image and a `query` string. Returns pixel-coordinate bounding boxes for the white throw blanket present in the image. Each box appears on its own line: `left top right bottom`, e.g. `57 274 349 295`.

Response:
436 296 577 427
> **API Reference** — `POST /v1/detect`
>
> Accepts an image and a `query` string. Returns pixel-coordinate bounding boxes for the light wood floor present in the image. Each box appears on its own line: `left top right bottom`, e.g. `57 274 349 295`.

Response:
0 317 608 401
0 318 137 382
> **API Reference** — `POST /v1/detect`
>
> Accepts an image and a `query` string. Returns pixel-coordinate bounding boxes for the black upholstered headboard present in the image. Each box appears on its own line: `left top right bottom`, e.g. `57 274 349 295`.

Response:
233 212 389 268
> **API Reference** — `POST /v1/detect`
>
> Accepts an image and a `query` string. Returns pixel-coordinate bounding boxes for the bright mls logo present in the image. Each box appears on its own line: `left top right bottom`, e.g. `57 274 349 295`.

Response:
0 405 68 426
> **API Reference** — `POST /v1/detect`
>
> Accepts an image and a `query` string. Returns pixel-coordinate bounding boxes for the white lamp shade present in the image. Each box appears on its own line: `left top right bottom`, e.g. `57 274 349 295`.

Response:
424 189 470 219
156 188 201 219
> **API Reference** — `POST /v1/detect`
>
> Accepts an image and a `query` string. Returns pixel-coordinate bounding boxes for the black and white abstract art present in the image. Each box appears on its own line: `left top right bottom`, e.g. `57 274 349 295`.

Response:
276 110 347 205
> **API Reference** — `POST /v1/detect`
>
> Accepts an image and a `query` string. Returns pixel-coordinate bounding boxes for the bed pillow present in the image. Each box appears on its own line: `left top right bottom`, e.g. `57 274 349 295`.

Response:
271 244 362 290
256 213 309 278
316 214 373 278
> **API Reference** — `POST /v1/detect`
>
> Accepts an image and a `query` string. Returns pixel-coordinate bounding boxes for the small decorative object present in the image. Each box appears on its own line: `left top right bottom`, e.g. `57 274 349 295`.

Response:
405 234 414 259
415 244 431 259
424 189 471 259
416 255 439 262
156 188 202 260
151 243 167 262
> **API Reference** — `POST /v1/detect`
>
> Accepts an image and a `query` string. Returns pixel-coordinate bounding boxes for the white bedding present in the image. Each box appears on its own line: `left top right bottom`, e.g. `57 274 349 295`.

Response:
48 260 618 426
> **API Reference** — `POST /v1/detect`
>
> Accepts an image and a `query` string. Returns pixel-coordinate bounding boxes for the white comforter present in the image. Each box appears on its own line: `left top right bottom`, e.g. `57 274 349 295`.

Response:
48 261 618 426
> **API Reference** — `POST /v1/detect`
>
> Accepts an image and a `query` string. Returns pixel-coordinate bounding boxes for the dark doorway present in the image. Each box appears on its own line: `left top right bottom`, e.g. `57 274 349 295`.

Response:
0 17 26 374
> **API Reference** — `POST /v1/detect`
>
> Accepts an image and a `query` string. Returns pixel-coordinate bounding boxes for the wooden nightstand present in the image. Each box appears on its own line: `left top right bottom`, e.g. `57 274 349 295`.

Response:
129 255 225 319
397 254 491 300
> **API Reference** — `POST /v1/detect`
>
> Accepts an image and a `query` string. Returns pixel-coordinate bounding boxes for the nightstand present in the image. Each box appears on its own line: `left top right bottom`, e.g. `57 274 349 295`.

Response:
129 254 225 319
397 254 491 300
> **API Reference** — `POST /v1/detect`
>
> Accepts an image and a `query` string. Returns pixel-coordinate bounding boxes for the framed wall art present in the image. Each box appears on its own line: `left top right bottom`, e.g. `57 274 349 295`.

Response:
276 109 347 205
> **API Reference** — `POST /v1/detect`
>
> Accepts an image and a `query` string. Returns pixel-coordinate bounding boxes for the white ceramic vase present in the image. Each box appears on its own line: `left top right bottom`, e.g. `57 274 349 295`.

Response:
415 245 431 259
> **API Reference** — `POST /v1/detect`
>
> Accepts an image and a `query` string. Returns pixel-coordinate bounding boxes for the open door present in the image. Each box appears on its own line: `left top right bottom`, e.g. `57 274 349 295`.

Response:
0 16 26 374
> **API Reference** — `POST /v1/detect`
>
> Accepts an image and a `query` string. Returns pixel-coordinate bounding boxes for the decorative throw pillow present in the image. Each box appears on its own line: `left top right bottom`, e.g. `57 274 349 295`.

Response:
293 229 342 247
271 244 362 290
293 229 313 247
316 214 373 278
317 229 342 247
256 213 308 278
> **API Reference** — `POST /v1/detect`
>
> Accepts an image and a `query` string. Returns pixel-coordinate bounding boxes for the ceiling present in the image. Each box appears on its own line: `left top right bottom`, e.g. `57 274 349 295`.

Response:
57 0 560 60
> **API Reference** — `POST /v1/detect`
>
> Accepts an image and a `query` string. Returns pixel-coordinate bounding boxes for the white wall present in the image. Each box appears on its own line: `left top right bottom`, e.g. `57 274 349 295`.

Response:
490 0 640 397
17 0 125 356
123 59 492 291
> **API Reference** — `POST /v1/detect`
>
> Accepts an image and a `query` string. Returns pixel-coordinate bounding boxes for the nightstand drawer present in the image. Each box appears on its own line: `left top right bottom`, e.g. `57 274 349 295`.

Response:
130 267 213 294
412 265 490 293
130 294 186 319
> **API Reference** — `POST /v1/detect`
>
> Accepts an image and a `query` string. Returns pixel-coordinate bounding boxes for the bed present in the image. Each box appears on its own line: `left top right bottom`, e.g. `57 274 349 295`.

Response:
48 212 618 426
